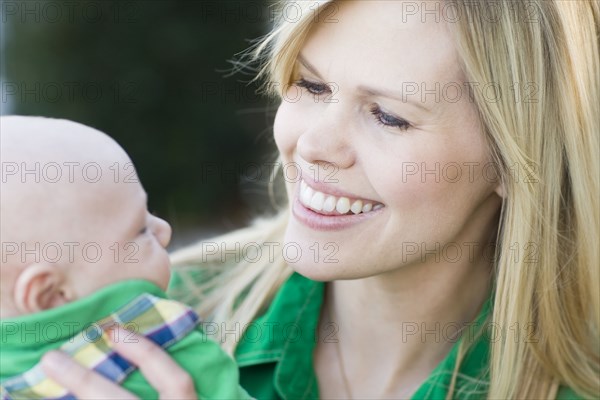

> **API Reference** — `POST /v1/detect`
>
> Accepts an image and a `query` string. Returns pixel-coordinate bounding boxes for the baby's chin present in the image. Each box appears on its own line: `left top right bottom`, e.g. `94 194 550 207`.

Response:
155 264 173 291
157 276 171 291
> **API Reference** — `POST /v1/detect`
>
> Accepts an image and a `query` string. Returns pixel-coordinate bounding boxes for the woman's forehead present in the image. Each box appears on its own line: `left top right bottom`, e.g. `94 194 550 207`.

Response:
299 1 463 88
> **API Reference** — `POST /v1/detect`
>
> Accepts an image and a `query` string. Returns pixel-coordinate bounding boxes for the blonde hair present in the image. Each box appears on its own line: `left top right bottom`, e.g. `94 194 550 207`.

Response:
170 1 599 398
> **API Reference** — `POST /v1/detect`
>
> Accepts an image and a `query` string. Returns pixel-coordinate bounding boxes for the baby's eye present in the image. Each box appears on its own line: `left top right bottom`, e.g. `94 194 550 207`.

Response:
139 227 148 234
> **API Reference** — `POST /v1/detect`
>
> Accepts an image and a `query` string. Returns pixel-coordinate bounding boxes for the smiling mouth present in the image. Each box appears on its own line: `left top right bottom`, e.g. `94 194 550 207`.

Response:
298 179 384 216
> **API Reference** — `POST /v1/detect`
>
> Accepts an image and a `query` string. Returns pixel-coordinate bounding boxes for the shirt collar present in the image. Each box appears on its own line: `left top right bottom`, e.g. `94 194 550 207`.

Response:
235 272 324 398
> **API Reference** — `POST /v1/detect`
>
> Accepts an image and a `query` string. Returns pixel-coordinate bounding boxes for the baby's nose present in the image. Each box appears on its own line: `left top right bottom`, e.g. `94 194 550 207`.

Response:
152 216 172 248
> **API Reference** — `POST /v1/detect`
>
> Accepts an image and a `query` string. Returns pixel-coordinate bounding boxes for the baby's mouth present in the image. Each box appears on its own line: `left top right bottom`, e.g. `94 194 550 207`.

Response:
298 179 384 216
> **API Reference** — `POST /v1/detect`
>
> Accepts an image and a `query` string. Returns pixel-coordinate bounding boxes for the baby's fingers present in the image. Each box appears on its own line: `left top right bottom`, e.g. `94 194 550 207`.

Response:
41 350 138 399
107 325 198 399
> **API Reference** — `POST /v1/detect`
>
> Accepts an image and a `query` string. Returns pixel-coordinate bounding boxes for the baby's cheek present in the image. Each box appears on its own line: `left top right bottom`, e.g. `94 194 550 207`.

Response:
151 248 172 289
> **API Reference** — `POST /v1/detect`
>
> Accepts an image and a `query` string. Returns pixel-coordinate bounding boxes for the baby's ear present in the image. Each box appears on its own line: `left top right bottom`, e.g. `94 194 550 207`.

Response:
13 263 70 314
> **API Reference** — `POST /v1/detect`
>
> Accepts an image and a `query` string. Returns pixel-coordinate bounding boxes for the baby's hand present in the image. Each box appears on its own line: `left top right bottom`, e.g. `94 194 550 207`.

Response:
41 325 198 399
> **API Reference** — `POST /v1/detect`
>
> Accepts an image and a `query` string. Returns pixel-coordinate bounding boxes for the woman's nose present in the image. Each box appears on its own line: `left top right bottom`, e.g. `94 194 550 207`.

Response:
296 108 356 171
151 216 172 248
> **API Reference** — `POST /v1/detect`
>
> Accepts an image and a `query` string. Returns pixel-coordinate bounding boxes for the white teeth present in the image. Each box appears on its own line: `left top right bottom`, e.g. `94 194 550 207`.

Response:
350 200 363 214
310 191 325 211
299 179 383 215
335 197 351 214
302 186 314 205
323 196 337 212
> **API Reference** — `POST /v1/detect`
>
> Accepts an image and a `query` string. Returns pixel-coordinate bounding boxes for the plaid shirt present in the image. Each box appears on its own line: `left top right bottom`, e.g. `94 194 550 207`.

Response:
1 292 199 400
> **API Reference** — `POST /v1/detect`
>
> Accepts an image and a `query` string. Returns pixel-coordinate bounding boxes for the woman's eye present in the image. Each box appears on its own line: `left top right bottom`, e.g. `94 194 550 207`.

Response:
369 105 412 132
294 78 330 96
292 79 411 132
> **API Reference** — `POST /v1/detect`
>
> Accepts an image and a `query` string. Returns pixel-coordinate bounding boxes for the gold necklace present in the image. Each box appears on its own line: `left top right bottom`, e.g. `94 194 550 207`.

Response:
326 301 354 399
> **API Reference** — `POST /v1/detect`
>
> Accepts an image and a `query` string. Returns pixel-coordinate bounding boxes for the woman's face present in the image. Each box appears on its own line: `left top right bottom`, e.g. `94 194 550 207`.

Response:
274 1 503 281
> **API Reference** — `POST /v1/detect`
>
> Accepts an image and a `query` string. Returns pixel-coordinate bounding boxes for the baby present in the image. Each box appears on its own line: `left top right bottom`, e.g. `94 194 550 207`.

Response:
0 116 251 399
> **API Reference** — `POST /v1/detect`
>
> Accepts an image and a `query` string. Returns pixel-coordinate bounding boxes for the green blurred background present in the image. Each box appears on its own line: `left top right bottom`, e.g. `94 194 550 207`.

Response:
1 0 281 248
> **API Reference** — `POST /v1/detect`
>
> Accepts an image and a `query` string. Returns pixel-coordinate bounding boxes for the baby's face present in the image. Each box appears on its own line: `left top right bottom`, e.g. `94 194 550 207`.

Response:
68 174 173 295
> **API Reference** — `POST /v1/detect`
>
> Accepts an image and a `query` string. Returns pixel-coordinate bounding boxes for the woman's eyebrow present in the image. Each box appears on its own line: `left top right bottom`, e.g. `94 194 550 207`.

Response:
297 53 431 113
356 84 431 113
297 54 325 80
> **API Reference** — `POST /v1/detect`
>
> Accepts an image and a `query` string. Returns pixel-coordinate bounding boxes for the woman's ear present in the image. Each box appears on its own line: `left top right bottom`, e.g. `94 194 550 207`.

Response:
13 263 70 314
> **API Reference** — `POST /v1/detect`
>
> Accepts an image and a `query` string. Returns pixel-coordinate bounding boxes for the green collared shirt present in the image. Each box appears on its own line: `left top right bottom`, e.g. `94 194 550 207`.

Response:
231 272 584 400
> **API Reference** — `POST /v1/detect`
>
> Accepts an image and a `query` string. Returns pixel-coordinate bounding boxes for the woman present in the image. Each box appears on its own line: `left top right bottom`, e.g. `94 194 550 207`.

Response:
41 1 599 398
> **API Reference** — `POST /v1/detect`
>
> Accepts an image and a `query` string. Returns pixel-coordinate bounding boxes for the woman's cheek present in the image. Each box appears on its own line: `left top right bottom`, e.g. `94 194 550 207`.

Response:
273 101 305 160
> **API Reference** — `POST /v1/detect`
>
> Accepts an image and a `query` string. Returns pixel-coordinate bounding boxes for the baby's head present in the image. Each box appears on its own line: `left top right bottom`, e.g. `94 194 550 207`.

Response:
1 116 172 318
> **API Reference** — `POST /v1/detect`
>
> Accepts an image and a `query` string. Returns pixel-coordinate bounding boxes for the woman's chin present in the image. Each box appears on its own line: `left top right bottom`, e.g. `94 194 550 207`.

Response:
281 246 368 282
286 260 339 282
280 231 347 281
